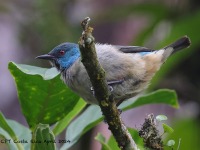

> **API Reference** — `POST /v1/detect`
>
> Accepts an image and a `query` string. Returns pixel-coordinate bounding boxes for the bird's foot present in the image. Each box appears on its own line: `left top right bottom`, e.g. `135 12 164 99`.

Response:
108 85 113 92
90 79 124 95
90 85 113 96
90 87 95 95
117 109 122 115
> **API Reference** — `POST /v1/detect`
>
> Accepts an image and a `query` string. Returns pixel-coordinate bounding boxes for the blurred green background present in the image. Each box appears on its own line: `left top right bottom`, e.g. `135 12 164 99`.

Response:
0 0 199 150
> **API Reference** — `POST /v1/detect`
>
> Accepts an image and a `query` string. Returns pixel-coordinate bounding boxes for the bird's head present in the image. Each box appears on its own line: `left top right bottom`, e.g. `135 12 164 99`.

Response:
36 43 80 71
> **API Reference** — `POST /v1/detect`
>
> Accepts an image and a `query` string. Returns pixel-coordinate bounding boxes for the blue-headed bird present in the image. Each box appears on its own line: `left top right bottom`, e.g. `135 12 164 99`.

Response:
36 36 190 106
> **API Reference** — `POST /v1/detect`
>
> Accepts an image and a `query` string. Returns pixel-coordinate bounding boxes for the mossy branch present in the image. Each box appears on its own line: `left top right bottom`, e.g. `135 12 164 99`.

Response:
78 17 138 150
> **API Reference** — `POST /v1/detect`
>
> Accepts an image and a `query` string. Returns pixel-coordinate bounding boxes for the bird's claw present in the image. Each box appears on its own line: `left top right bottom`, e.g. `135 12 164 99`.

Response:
90 87 95 95
90 85 113 96
90 79 123 95
117 109 122 115
108 85 113 92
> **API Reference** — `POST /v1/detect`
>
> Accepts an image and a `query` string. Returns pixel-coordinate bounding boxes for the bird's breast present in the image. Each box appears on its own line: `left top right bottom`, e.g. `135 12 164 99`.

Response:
60 60 99 104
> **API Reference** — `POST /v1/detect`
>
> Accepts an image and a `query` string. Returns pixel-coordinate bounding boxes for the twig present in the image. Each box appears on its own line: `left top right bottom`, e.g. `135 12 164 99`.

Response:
78 17 138 150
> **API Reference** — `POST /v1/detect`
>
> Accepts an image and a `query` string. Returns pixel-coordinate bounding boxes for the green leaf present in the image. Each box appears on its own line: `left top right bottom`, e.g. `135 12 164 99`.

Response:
156 115 168 121
31 123 56 150
165 119 198 150
0 119 31 150
0 129 18 150
7 120 32 150
60 105 103 150
0 113 17 140
52 98 86 136
61 89 178 149
167 139 175 147
163 123 174 134
127 128 144 148
8 62 80 129
95 133 111 150
0 112 24 150
107 128 144 150
107 135 120 150
9 63 60 80
120 89 179 111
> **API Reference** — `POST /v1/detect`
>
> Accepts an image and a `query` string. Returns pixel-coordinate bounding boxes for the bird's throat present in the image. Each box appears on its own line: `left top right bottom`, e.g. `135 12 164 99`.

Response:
59 52 80 71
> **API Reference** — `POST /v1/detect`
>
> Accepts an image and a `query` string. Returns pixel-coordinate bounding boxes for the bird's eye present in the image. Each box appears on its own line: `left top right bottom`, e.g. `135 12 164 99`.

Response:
59 50 65 55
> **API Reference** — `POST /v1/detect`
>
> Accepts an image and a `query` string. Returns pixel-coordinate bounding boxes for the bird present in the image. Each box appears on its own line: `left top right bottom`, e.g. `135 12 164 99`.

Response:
36 36 191 106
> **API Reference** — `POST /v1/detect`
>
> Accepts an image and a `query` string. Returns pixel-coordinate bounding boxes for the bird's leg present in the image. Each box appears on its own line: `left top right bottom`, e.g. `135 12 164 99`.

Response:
90 79 124 95
92 79 124 123
115 97 127 114
107 79 124 86
116 99 124 107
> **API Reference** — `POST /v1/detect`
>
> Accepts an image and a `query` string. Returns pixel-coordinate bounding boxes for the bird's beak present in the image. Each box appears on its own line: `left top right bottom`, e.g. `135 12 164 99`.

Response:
35 54 55 60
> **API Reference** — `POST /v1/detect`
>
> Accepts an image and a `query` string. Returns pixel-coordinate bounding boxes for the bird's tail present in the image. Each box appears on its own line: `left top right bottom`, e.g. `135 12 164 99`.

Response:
162 36 191 61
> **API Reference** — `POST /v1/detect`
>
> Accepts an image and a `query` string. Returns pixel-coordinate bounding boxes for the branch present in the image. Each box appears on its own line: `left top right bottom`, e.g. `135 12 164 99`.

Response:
78 17 138 150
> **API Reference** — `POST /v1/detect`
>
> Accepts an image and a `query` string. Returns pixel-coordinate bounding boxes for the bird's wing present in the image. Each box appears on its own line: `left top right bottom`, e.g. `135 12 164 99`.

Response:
114 45 155 53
